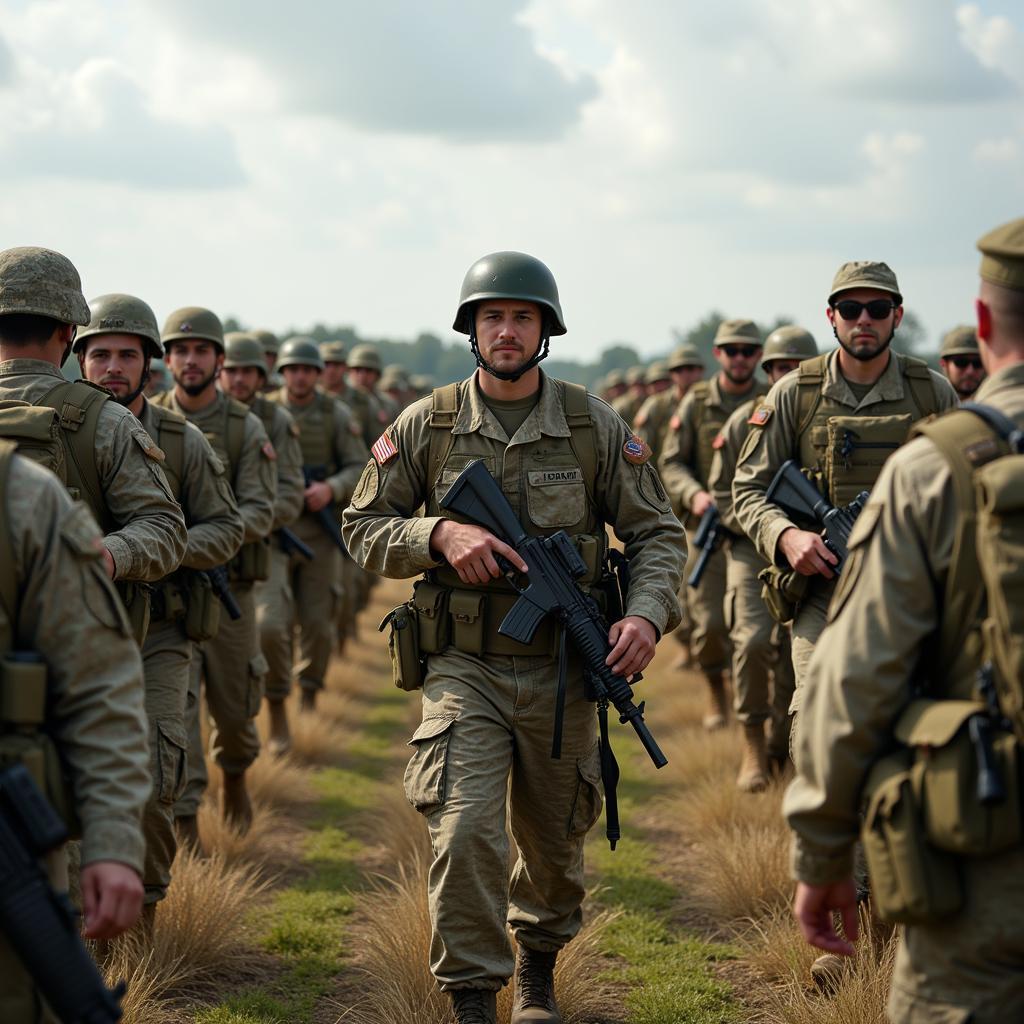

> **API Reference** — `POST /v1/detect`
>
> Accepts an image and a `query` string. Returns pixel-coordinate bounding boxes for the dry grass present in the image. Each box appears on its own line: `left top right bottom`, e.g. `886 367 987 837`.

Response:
196 800 298 869
358 779 433 869
98 933 188 1024
205 748 314 813
254 691 351 766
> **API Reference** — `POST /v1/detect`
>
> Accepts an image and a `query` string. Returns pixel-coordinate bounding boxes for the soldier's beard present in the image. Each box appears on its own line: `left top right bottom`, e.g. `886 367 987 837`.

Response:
177 367 217 396
835 325 895 363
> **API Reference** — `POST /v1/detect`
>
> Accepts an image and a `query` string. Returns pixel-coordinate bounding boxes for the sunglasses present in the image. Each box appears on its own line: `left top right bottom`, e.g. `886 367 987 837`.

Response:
948 356 982 370
718 344 759 359
832 299 897 321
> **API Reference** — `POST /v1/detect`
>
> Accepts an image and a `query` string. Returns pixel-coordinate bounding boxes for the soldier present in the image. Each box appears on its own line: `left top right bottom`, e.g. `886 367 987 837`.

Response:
220 332 305 756
144 356 171 396
786 218 1024 1021
155 308 276 837
660 319 769 729
77 295 244 919
0 247 187 641
708 326 817 790
252 328 283 392
267 337 367 712
348 343 399 427
632 343 705 464
602 368 627 403
381 363 412 409
939 324 987 399
0 445 151 1021
320 339 350 399
610 365 648 422
342 250 685 1024
732 262 957 714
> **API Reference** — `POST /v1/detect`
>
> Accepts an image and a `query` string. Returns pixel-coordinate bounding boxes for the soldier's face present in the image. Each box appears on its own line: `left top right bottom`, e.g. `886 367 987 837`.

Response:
827 288 904 362
81 334 146 399
714 344 761 384
220 365 263 403
349 366 380 392
322 361 347 392
166 339 223 396
648 379 671 395
282 363 320 400
670 365 703 396
940 355 985 398
764 359 801 384
475 301 542 373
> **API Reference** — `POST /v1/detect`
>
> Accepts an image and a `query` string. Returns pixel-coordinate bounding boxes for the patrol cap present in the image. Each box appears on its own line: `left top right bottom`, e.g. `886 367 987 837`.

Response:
319 340 348 364
348 344 382 372
713 318 762 347
939 325 980 358
277 336 324 371
252 328 280 354
644 361 671 385
223 331 267 375
453 251 566 336
75 293 163 360
625 365 647 386
977 217 1024 292
161 306 225 353
828 261 902 305
667 343 704 369
0 246 90 326
761 325 818 365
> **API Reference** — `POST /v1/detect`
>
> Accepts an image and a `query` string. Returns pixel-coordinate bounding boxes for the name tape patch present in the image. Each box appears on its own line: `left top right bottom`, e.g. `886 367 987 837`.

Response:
528 468 584 486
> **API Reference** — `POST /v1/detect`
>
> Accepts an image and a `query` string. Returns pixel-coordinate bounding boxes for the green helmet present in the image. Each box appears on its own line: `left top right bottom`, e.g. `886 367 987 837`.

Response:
644 361 670 385
0 246 90 326
74 293 162 359
348 344 382 372
713 318 762 347
223 332 268 374
277 335 324 371
761 325 818 365
161 306 224 353
453 251 566 336
252 328 280 355
939 325 980 358
319 340 348 364
667 343 704 369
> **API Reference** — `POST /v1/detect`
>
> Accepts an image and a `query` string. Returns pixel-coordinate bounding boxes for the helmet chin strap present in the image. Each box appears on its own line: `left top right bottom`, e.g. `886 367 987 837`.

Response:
469 316 551 383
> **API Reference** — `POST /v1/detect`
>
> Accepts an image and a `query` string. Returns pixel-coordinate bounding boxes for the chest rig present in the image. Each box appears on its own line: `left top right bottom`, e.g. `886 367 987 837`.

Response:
688 379 768 489
291 391 340 475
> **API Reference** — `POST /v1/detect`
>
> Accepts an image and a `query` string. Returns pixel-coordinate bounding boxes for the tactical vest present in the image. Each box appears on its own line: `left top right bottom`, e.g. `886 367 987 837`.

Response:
146 404 187 504
290 391 340 474
794 352 940 506
249 394 278 444
688 379 769 489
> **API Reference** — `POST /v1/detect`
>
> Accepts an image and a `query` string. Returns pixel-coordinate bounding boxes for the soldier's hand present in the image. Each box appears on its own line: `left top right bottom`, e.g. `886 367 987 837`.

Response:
430 520 528 585
81 861 144 939
690 491 715 518
778 528 838 578
606 616 657 679
304 480 334 513
793 879 858 956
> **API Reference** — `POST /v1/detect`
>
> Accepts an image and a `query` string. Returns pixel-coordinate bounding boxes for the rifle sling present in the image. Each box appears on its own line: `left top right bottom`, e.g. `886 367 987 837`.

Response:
598 704 621 850
550 626 569 760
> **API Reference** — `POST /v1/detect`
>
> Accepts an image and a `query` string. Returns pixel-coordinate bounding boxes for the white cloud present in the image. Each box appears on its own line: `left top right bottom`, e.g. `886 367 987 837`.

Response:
973 136 1020 161
958 3 1024 84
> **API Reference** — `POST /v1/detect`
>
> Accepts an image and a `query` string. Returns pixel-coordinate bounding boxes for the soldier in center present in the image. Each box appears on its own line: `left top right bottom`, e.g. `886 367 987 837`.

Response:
660 319 769 729
342 251 685 1024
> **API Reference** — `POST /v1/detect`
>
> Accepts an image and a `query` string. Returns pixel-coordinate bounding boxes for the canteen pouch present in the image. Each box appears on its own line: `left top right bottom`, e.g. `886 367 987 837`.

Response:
450 590 486 656
117 581 152 647
860 748 963 924
231 538 271 583
380 603 423 692
184 572 222 643
412 581 450 654
758 564 809 625
825 414 913 507
895 699 1021 857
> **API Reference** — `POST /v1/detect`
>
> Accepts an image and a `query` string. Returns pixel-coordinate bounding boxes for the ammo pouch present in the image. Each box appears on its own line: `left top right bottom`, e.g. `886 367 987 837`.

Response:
230 538 271 583
0 653 78 834
379 603 423 691
183 572 221 643
116 581 152 647
825 414 912 507
412 581 450 654
895 699 1021 857
758 564 809 625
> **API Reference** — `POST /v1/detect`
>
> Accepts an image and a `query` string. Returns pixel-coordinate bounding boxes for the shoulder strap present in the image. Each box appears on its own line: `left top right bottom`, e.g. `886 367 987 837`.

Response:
0 439 16 627
898 353 940 420
224 397 249 473
795 353 828 440
153 408 186 503
562 380 599 502
427 382 461 493
687 380 711 434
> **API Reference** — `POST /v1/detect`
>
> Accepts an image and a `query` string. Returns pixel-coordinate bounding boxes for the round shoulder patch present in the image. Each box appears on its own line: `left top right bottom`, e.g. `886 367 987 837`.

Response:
622 435 652 465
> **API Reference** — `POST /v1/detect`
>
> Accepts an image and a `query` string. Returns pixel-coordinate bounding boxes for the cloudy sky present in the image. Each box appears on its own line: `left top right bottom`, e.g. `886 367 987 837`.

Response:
0 0 1021 359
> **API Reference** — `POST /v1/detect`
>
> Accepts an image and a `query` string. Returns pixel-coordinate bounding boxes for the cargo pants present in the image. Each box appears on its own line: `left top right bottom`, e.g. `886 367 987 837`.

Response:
175 583 265 816
684 527 730 676
405 647 603 990
788 578 831 715
257 546 294 701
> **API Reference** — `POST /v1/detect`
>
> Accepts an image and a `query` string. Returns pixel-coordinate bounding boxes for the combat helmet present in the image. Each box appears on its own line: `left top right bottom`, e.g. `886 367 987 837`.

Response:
277 336 325 371
939 325 980 358
319 340 348 364
644 361 670 386
161 306 225 354
0 246 90 326
223 332 268 375
74 293 163 360
348 345 382 372
761 325 817 366
453 251 565 383
251 329 280 357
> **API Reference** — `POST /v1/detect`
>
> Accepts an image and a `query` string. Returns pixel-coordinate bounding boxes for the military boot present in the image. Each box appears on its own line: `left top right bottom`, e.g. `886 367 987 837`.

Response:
449 989 497 1024
175 814 200 852
266 698 291 758
737 722 769 793
512 946 561 1023
299 687 317 713
702 673 729 731
221 770 253 833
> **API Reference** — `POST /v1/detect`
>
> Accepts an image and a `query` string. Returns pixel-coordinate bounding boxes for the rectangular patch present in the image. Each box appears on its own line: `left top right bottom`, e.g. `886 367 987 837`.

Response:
748 406 773 427
528 468 584 486
371 432 398 465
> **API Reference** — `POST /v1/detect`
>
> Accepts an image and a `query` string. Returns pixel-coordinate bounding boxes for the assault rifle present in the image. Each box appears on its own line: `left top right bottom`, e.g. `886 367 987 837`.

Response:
765 460 868 571
303 466 347 554
687 506 723 589
204 566 242 621
440 460 667 848
278 526 314 562
0 762 125 1023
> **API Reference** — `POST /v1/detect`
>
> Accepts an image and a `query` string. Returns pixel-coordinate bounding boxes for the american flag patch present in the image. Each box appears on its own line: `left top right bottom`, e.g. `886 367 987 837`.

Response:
748 406 773 427
371 432 398 465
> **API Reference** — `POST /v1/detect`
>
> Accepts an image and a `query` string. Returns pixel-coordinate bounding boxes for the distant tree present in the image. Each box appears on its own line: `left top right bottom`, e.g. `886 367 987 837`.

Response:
891 309 928 357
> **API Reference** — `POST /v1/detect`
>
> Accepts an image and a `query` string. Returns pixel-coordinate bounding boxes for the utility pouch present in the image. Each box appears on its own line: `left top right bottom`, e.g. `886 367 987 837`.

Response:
826 414 912 506
412 581 450 654
116 581 151 647
231 538 271 583
895 699 1021 857
758 564 809 625
184 572 222 643
450 590 486 656
379 603 423 691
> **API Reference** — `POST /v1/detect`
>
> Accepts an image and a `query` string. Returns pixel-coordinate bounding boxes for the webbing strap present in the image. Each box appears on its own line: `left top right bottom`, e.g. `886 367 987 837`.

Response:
0 440 16 628
562 380 598 505
427 382 461 495
224 399 248 477
155 413 186 503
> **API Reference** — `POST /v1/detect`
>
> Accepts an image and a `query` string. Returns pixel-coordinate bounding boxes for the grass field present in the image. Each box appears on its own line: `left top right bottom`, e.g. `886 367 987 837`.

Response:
98 577 897 1023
